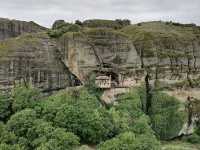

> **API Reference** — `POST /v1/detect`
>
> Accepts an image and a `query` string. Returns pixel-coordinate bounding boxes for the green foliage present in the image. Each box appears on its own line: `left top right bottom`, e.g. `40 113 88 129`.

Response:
98 132 161 150
83 19 130 29
7 109 37 137
162 141 200 150
0 81 190 148
0 92 12 121
131 115 154 135
182 134 200 144
150 92 187 140
6 108 80 150
0 122 17 145
108 108 131 134
0 143 24 150
48 24 81 38
54 98 114 144
114 89 143 118
34 127 80 150
12 86 40 112
84 73 102 99
38 88 101 122
52 20 70 30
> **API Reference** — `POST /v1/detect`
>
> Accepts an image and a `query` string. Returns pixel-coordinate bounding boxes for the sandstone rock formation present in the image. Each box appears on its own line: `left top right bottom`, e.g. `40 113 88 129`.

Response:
1 19 200 91
57 29 140 82
121 21 200 81
0 18 46 41
0 33 80 91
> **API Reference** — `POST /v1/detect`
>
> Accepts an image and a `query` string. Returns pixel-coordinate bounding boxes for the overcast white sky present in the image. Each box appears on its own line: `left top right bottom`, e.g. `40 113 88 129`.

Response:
0 0 199 27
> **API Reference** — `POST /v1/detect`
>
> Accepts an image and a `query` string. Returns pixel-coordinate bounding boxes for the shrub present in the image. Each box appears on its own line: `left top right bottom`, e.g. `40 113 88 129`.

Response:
0 122 17 145
150 92 187 140
54 104 114 144
34 127 80 150
114 89 143 118
6 109 37 137
108 108 130 135
183 134 200 144
48 24 81 38
131 115 154 135
52 20 70 30
12 86 40 112
0 143 24 150
98 132 160 150
0 92 12 121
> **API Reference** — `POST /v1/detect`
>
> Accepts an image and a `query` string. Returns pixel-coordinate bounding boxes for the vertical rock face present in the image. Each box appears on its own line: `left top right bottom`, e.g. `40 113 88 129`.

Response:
57 29 140 81
0 33 80 91
0 18 46 41
121 22 200 82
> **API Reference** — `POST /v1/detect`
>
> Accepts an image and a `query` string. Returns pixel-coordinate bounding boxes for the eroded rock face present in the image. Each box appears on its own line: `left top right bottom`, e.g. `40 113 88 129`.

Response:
121 22 200 83
0 18 46 41
57 29 140 81
1 20 200 91
0 33 80 91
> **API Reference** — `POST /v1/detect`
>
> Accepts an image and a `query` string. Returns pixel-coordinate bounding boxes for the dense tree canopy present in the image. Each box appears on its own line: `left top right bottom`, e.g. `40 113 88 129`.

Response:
0 84 192 149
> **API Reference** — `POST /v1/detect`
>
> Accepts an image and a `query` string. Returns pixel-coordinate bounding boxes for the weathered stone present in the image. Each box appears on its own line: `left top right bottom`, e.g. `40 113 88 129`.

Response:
57 29 140 82
0 18 46 41
0 33 80 91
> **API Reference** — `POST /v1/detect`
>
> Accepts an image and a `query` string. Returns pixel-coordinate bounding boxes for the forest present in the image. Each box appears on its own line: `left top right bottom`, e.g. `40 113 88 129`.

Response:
1 77 200 150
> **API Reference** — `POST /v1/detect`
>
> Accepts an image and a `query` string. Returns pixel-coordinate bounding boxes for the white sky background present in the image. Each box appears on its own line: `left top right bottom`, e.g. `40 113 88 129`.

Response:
0 0 199 27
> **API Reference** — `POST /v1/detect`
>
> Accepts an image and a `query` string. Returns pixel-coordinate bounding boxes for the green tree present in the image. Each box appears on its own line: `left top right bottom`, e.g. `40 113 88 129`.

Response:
54 104 114 144
6 109 37 137
12 86 40 112
0 122 17 145
114 90 143 118
27 119 80 149
98 132 160 150
150 92 187 140
0 143 24 150
0 92 12 121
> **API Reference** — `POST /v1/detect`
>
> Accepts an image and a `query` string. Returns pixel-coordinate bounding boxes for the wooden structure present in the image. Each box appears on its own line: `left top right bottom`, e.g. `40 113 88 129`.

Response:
95 75 111 89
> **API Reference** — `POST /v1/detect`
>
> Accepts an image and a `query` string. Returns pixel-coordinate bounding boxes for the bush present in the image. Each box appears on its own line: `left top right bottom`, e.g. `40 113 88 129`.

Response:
0 122 17 145
108 108 130 135
34 127 80 150
0 143 24 150
150 92 187 140
12 86 40 112
98 132 160 150
0 92 12 121
6 108 80 150
115 89 143 118
183 134 200 144
131 115 154 135
48 24 81 38
54 103 114 144
52 20 70 30
6 109 37 137
83 19 130 29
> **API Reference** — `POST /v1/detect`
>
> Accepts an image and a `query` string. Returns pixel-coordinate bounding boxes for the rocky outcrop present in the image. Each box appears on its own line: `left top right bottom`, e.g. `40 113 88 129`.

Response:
57 29 140 82
0 18 46 41
1 19 200 91
55 22 200 88
122 21 200 82
0 33 80 91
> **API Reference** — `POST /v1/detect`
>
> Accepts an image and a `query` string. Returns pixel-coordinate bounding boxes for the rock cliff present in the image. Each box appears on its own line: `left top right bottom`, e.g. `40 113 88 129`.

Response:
0 18 46 41
1 19 200 91
0 33 80 91
57 29 140 82
121 21 200 81
55 21 200 88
